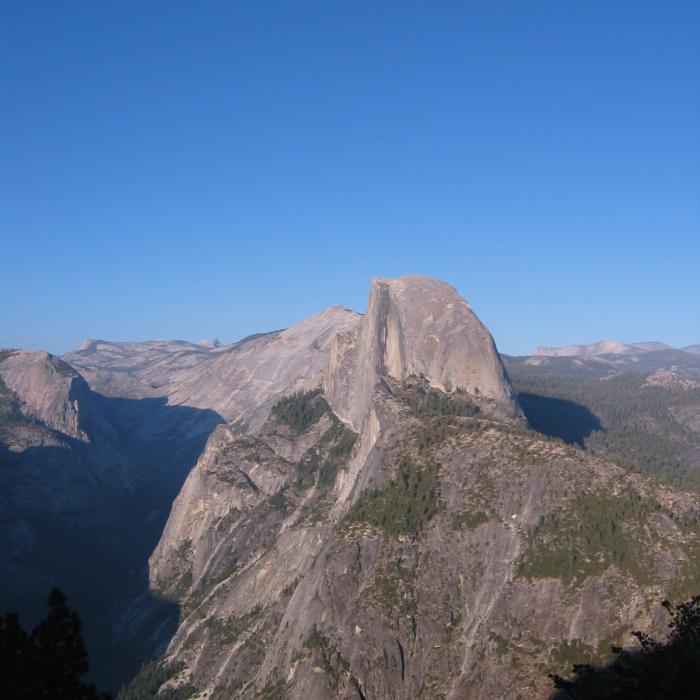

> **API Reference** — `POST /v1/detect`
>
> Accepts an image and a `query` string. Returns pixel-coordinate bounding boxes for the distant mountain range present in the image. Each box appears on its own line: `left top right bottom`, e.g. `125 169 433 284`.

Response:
513 339 700 381
534 339 699 358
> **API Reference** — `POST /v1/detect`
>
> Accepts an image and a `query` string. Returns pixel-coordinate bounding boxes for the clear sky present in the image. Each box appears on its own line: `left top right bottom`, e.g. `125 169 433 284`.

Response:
2 1 698 356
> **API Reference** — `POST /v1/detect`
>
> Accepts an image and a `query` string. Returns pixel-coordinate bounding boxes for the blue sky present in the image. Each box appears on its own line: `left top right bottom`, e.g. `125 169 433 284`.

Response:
2 1 698 355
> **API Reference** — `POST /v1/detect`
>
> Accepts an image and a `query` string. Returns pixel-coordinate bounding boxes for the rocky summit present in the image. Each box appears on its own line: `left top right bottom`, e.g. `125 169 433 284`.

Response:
142 276 700 699
324 276 520 431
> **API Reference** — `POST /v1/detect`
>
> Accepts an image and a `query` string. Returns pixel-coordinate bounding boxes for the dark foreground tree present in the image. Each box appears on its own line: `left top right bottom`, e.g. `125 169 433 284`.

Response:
0 588 111 700
550 594 700 699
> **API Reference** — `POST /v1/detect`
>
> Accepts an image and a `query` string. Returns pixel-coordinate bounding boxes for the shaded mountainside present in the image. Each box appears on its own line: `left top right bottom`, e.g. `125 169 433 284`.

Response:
0 350 141 510
0 349 216 691
145 277 700 699
504 356 700 491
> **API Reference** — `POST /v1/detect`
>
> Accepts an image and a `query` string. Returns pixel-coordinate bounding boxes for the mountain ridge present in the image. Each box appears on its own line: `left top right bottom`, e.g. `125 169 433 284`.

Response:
534 339 696 358
63 305 361 440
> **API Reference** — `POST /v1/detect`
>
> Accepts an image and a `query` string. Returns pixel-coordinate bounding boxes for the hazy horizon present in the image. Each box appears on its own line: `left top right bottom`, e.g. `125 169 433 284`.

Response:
3 287 697 360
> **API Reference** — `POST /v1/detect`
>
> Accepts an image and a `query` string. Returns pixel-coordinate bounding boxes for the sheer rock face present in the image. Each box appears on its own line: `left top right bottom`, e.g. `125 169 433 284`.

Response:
324 276 520 431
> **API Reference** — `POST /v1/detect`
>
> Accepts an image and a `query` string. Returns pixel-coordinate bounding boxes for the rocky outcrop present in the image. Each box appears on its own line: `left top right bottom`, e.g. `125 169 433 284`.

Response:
149 383 700 700
0 350 96 442
323 276 520 431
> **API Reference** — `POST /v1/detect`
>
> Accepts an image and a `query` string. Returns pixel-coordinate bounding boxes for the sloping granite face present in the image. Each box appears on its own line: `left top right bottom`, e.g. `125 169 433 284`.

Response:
64 306 362 439
323 276 520 431
147 277 700 699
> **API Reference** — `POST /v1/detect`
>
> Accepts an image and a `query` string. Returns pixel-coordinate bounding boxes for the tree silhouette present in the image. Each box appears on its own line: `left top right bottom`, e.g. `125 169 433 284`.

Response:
0 611 36 697
0 588 111 700
550 594 700 699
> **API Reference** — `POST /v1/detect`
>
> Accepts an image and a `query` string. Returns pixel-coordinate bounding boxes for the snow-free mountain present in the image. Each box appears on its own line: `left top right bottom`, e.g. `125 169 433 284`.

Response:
144 278 700 698
2 276 699 698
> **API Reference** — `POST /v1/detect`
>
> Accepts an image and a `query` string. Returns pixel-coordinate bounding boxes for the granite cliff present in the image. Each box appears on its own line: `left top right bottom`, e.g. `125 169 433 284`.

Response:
324 276 519 431
5 277 699 697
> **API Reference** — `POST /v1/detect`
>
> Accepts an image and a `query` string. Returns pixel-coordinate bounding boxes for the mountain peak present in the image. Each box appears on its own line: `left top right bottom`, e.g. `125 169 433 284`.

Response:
76 338 105 353
324 275 518 429
369 274 471 306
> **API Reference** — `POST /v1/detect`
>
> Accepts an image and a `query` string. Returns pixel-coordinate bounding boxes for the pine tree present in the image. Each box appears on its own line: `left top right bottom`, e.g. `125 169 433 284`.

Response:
550 595 700 698
0 588 111 700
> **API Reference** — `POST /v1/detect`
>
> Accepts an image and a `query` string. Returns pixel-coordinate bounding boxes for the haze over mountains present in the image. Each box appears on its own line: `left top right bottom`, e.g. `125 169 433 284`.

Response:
521 338 700 382
534 339 699 358
1 275 699 698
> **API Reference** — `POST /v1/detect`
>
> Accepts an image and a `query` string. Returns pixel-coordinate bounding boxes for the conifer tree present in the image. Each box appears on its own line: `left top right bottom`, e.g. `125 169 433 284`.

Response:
0 588 110 700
